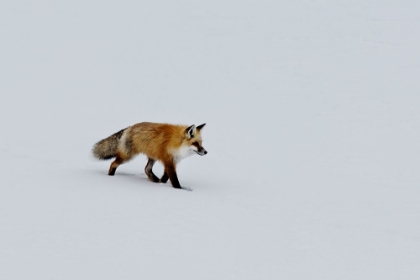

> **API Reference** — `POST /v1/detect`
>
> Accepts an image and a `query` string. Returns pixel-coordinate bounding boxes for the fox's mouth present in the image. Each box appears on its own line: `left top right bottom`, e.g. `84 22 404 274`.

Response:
194 150 207 156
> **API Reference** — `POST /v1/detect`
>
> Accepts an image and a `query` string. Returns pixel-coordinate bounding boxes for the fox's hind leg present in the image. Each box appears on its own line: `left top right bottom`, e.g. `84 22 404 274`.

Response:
145 158 160 183
108 154 128 176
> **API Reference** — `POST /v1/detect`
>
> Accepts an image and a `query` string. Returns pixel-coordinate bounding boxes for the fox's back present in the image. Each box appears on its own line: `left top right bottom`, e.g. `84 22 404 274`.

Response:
126 122 187 159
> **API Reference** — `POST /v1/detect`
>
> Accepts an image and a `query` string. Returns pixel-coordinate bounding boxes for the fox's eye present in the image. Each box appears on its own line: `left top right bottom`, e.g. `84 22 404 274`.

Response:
192 142 199 147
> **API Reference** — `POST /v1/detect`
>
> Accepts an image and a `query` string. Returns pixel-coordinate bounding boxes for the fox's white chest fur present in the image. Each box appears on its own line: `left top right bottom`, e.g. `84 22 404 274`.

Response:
171 145 196 163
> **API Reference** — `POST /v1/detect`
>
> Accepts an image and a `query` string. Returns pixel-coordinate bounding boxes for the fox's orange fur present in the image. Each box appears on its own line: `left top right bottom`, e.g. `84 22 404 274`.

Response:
92 122 207 190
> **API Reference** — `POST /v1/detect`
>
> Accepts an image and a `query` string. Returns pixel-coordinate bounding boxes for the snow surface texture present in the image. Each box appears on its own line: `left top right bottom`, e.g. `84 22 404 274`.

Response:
1 1 420 279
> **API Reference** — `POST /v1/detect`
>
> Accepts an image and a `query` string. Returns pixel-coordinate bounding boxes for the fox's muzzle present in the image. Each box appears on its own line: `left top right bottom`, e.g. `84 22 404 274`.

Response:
197 148 207 156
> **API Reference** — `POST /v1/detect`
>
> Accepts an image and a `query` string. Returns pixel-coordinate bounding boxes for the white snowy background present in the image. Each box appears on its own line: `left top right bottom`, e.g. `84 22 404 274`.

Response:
1 1 420 279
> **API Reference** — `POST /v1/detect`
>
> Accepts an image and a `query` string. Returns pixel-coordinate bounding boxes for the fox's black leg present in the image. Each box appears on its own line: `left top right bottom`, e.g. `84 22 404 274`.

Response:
108 154 126 175
145 158 160 183
160 172 169 183
164 161 182 189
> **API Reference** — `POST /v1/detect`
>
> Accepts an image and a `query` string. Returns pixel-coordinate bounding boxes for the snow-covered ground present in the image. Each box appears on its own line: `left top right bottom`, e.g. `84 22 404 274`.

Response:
1 1 420 279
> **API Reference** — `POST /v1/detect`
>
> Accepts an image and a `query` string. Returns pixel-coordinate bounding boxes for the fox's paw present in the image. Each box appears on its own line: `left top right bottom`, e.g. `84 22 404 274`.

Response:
160 174 169 183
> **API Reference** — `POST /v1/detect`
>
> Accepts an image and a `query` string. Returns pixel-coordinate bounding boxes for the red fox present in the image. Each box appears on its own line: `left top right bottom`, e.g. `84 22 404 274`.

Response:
92 122 207 190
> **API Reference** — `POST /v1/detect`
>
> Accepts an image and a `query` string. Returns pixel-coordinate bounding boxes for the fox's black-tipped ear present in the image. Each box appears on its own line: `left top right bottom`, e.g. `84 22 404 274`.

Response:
186 125 196 139
196 123 206 131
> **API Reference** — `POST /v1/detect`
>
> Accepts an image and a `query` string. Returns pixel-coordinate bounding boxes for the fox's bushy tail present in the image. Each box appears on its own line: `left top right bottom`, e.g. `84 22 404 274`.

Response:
92 128 126 160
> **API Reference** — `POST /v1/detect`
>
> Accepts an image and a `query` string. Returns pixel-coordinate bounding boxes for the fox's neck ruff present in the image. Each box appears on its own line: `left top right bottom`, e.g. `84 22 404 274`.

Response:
171 145 195 163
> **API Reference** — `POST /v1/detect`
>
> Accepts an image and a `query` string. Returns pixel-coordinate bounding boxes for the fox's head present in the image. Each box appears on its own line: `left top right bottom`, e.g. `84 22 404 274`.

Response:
185 123 207 156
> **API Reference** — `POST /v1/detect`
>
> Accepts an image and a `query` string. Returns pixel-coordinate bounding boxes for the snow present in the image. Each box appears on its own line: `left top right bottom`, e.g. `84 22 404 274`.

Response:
1 0 420 279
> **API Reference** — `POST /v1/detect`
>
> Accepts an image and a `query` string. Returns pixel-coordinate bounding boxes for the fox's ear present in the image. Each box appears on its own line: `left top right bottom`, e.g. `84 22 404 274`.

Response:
196 123 206 131
186 124 196 139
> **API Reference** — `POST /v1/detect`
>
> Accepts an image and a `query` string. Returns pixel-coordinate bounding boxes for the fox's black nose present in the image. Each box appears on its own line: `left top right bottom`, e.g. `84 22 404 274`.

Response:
204 150 207 155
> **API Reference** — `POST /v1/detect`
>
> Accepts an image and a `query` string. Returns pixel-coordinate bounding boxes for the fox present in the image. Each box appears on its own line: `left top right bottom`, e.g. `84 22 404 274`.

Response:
92 122 207 190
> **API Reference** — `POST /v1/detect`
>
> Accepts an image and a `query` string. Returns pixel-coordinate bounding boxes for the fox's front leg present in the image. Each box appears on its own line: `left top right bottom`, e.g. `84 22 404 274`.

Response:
164 161 182 189
160 172 169 183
